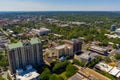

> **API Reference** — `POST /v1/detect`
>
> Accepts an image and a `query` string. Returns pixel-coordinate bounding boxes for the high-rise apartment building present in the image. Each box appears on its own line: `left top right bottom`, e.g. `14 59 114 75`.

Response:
63 38 82 53
7 38 43 75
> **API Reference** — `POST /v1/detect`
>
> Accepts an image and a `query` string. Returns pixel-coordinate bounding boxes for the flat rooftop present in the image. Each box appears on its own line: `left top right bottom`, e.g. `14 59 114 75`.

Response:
8 38 41 50
90 46 106 51
109 67 120 76
95 62 113 72
16 66 40 80
55 45 66 50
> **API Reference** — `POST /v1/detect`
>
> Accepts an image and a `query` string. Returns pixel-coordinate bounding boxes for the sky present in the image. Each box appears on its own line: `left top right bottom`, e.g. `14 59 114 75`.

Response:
0 0 119 11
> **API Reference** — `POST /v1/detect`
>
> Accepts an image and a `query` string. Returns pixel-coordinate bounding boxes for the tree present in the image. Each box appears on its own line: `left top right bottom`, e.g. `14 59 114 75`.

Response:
73 59 85 67
52 61 69 74
10 38 18 43
57 76 64 80
49 74 64 80
0 75 4 80
87 56 102 68
49 74 58 80
0 54 9 70
112 44 118 49
40 68 51 80
7 73 12 80
66 64 78 77
104 57 111 63
114 54 120 60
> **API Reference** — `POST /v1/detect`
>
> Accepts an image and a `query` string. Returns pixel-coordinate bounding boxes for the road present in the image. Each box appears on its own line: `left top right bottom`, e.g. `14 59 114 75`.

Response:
0 28 9 37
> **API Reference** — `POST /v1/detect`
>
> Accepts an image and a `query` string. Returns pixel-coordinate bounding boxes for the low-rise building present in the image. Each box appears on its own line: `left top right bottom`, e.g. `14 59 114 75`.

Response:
32 28 51 36
115 28 120 34
0 48 3 53
109 67 120 77
105 34 120 39
0 37 9 47
75 52 98 63
95 21 103 24
7 29 14 34
71 22 88 25
16 65 40 80
95 62 113 72
0 31 3 36
89 46 108 55
111 25 116 31
95 62 120 78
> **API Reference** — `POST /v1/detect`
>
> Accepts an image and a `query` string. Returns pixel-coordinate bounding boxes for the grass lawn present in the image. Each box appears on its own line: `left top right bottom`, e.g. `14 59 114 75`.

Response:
59 72 67 80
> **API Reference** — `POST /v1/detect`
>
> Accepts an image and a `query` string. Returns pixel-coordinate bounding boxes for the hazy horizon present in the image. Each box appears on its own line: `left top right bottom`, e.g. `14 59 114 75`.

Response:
0 0 120 11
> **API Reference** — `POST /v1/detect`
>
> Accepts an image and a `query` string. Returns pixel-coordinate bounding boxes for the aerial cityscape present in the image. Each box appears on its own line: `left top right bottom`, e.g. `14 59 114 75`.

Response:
0 0 120 80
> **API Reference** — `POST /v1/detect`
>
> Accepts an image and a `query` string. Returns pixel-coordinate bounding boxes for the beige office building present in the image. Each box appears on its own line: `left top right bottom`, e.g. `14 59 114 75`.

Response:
53 45 73 58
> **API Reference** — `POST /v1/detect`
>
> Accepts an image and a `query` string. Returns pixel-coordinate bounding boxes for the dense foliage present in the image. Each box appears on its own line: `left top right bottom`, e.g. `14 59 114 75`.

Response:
65 64 78 77
40 68 51 80
87 56 102 68
0 53 8 70
73 59 85 67
114 54 120 60
52 61 69 74
40 61 78 80
104 57 112 63
0 75 4 80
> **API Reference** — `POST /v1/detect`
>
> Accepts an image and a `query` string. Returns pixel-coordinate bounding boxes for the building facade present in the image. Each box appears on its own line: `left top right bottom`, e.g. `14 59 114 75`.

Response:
7 38 44 75
54 45 73 58
63 38 82 53
32 28 51 36
89 46 108 55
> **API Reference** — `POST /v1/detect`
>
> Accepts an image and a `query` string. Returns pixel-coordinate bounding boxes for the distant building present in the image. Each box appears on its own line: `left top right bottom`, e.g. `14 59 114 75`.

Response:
0 37 10 47
71 22 89 26
95 21 103 24
0 48 3 53
74 51 98 63
7 29 14 34
7 38 44 75
115 28 120 34
111 25 116 31
89 46 108 55
105 34 120 39
0 31 3 36
16 65 40 80
57 23 69 27
63 38 82 53
116 49 120 55
32 28 51 36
